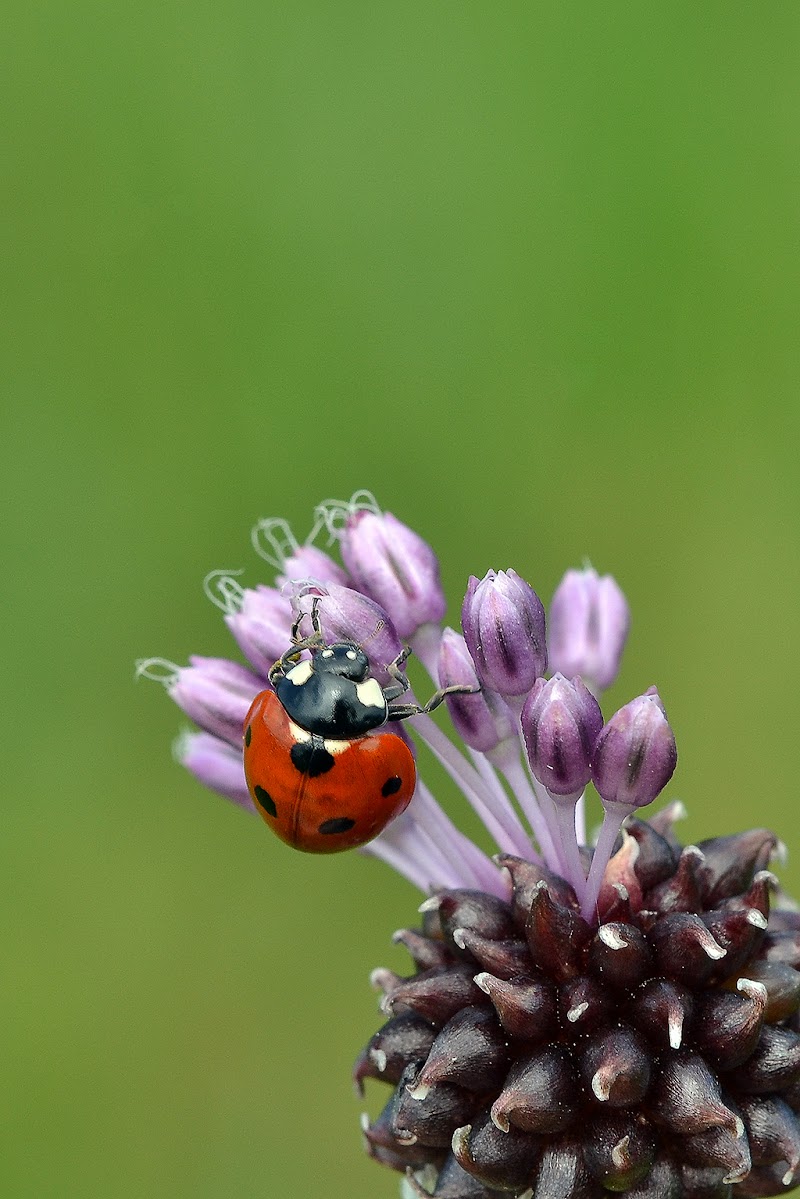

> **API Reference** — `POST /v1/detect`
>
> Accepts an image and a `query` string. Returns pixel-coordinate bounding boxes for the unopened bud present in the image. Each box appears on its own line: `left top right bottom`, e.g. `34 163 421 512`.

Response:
437 628 515 753
591 687 678 811
521 673 603 799
548 567 630 692
461 569 547 700
339 508 446 639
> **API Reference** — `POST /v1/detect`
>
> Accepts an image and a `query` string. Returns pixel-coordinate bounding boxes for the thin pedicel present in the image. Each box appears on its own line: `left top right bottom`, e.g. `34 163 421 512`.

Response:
139 491 800 1198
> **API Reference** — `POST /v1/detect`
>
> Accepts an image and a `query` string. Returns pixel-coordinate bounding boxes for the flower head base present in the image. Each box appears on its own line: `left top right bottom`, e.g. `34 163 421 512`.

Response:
140 491 799 1198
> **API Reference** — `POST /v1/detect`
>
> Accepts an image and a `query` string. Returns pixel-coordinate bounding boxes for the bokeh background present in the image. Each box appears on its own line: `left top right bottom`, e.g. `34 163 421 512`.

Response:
4 4 800 1196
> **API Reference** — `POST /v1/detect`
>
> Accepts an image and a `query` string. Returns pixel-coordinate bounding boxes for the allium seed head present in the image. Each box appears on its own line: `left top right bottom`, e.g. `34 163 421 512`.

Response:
140 492 799 1198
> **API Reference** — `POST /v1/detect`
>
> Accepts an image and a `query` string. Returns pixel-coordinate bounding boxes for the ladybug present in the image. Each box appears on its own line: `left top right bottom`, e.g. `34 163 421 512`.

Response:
243 598 474 853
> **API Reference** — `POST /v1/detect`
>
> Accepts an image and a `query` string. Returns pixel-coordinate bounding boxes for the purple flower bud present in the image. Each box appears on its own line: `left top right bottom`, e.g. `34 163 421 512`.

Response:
339 509 446 639
225 586 294 676
294 584 403 686
174 731 254 811
591 687 678 810
521 673 604 799
461 569 547 699
277 544 349 589
251 516 350 588
548 567 630 692
437 628 516 754
167 655 263 747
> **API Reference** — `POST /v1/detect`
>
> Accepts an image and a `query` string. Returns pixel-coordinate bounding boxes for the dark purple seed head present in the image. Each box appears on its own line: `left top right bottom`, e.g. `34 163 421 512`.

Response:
520 673 604 799
360 821 800 1197
461 569 547 699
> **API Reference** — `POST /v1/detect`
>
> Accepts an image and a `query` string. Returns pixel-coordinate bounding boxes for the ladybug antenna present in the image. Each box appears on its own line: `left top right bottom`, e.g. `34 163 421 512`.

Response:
358 619 386 652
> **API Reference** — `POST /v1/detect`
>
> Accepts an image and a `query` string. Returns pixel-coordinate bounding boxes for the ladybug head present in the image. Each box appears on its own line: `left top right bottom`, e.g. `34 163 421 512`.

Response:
313 642 371 683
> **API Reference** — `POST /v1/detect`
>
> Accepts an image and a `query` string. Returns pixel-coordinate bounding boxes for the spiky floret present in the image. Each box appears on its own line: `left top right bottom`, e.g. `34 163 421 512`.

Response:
359 816 800 1198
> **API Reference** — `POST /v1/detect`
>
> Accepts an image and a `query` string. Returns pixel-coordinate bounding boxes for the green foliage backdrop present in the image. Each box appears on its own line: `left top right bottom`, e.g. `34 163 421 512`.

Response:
4 4 800 1196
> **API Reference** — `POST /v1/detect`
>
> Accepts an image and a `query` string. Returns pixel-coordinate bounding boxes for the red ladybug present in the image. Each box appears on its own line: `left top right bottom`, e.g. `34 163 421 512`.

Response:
243 599 473 853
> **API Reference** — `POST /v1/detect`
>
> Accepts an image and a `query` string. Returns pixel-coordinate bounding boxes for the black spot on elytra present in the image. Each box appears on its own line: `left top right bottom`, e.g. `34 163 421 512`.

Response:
253 785 276 817
244 724 251 747
319 816 356 835
290 738 335 778
381 776 402 797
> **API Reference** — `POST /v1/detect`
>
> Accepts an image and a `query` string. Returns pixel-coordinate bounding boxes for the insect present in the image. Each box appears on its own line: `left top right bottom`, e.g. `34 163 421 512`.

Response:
243 598 475 852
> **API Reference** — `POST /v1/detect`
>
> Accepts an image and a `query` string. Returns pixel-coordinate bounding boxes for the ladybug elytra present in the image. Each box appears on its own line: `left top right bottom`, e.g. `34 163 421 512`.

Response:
243 598 474 853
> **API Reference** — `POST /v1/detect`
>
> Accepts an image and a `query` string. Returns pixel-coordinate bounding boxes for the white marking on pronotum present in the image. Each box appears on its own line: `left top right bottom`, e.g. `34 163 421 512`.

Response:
356 678 385 709
346 649 357 660
611 1136 630 1169
320 737 351 755
599 925 628 950
321 648 334 658
567 1002 588 1023
286 660 314 685
287 719 311 743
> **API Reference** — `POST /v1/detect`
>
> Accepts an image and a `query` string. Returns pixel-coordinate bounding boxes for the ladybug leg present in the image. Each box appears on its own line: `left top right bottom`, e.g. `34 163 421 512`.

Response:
386 682 480 722
382 647 413 702
268 632 325 684
268 598 327 685
288 594 324 644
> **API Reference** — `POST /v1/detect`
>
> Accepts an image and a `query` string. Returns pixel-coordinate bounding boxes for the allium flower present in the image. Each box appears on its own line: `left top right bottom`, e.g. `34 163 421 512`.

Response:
140 491 800 1199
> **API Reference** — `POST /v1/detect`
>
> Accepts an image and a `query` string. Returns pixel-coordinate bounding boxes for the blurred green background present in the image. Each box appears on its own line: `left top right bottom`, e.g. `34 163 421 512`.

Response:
4 3 800 1196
